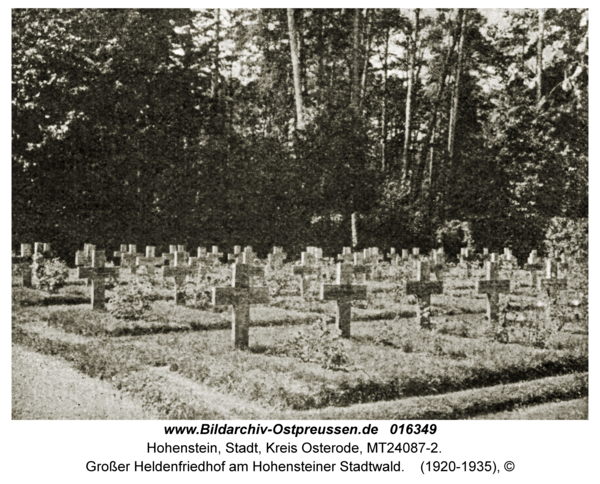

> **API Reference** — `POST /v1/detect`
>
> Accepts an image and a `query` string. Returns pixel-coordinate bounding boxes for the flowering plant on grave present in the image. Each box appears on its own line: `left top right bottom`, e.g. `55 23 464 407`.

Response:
31 254 70 293
107 276 154 320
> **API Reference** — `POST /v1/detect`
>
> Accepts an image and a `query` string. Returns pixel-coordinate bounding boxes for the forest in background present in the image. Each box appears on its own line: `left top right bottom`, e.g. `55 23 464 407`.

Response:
12 8 588 263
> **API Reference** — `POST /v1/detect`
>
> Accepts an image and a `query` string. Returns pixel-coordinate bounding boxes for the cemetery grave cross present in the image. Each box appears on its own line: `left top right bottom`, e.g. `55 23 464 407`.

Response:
113 244 129 261
120 245 144 274
337 247 354 264
160 252 195 305
188 247 211 280
267 246 287 269
476 260 511 324
406 260 443 329
161 245 179 265
320 263 368 338
12 243 33 287
352 252 370 283
241 246 258 264
77 250 119 310
206 246 223 264
538 259 567 299
75 244 96 286
293 251 321 297
524 250 544 287
136 246 164 276
227 245 242 263
212 263 269 349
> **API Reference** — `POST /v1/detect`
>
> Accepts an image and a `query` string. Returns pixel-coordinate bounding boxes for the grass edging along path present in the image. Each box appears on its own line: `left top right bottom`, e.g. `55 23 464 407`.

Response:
14 314 588 418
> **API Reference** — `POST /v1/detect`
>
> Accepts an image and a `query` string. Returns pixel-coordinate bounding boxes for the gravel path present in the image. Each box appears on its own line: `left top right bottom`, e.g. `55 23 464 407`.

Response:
12 344 160 420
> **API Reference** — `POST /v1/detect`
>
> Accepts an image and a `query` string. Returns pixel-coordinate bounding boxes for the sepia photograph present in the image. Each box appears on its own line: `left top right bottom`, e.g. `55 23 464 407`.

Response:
11 6 588 424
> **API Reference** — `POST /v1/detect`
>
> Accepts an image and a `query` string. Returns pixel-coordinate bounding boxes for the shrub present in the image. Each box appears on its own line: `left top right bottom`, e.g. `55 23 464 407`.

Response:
436 220 474 258
31 254 70 293
544 217 588 258
279 319 350 370
107 277 154 320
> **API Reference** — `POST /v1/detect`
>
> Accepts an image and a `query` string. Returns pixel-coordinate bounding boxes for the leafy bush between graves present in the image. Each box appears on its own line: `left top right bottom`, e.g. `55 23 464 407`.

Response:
31 255 70 293
274 319 350 370
108 277 155 320
436 220 474 257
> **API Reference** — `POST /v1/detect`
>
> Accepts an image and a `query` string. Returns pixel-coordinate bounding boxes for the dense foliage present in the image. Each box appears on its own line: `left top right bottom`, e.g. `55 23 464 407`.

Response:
12 9 587 261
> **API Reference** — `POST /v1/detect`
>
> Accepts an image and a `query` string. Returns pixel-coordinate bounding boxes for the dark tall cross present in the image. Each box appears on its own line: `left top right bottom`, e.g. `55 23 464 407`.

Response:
136 246 164 276
337 247 353 264
320 263 367 338
524 250 544 287
268 247 287 269
406 260 443 329
476 261 511 324
77 250 118 310
293 252 321 297
213 263 269 349
538 259 567 298
12 243 33 287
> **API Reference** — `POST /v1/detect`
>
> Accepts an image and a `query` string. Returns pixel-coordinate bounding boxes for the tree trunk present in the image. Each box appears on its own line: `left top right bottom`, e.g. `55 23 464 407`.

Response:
537 8 544 103
211 8 221 99
447 9 466 160
402 9 420 178
411 12 459 201
359 9 372 107
351 212 358 249
287 8 304 129
381 24 390 172
351 9 361 108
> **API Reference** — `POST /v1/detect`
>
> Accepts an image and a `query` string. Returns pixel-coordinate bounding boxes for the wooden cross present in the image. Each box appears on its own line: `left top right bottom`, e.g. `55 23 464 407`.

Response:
120 245 144 274
502 247 513 261
431 249 446 281
159 252 195 305
188 248 213 280
320 263 367 338
213 263 269 349
401 249 409 260
161 245 178 265
524 251 544 287
12 243 33 287
350 253 370 283
411 248 420 259
268 246 287 268
406 260 443 329
228 245 242 263
200 246 221 265
240 246 257 264
538 259 567 298
113 244 129 261
77 250 118 310
75 244 96 285
387 248 400 265
337 247 353 263
293 252 321 297
136 246 164 276
476 261 511 324
458 247 474 277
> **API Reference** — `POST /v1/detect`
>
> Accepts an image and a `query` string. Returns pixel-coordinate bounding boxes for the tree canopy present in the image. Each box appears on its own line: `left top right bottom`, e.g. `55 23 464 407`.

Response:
12 8 588 262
